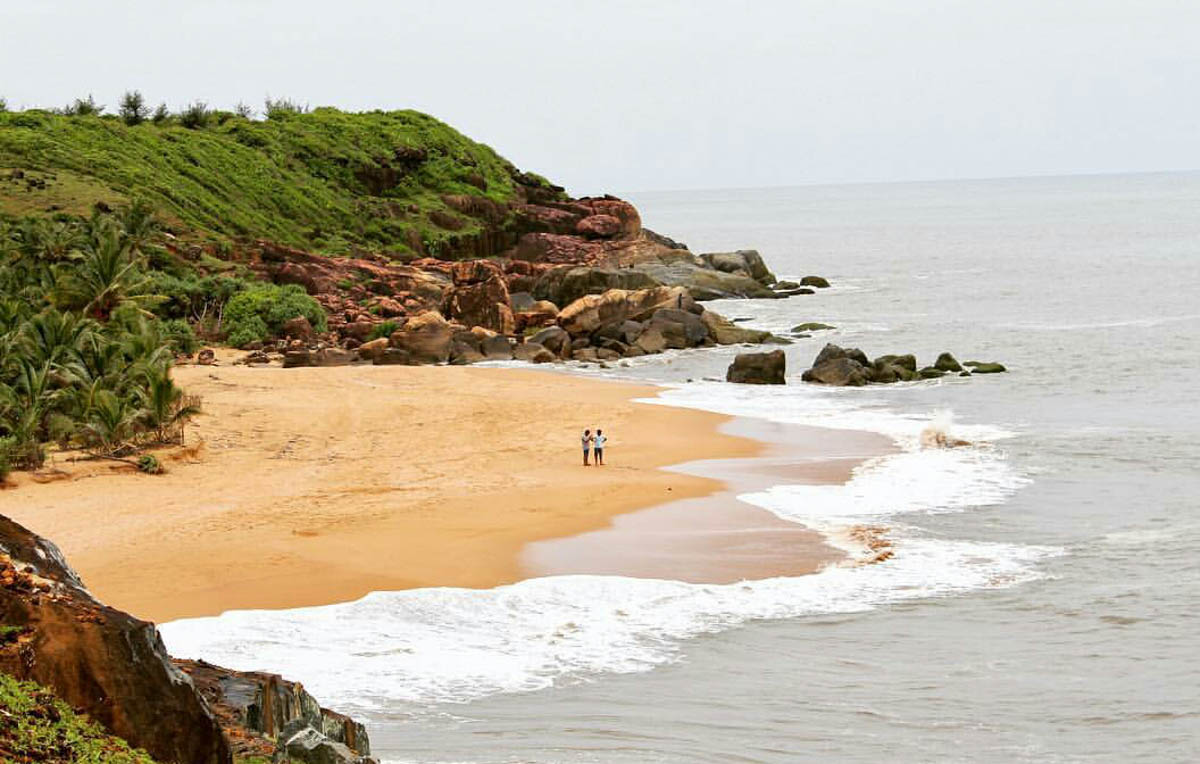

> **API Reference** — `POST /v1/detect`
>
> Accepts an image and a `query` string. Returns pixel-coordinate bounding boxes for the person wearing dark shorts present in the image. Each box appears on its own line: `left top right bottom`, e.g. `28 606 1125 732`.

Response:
593 429 607 466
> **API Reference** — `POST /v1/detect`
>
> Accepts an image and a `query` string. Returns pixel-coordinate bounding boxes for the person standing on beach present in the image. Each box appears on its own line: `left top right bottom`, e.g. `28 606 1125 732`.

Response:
593 429 607 466
581 429 593 466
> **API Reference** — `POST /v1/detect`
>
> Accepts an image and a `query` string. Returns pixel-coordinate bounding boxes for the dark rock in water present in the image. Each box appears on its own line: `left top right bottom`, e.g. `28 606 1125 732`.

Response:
919 367 947 379
774 280 801 290
959 371 972 377
802 357 870 386
873 353 917 372
727 349 786 384
702 309 776 345
775 287 815 296
870 364 902 383
813 342 847 367
792 322 836 332
934 352 963 372
964 361 1007 373
799 275 830 288
845 347 870 367
0 516 231 764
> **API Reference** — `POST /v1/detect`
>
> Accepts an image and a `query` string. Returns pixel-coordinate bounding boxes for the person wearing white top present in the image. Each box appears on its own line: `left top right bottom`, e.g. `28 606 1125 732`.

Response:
593 429 607 466
581 429 593 466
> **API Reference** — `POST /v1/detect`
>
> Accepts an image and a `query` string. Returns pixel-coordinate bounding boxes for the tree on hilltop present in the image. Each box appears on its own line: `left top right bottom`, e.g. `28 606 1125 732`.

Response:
119 90 149 126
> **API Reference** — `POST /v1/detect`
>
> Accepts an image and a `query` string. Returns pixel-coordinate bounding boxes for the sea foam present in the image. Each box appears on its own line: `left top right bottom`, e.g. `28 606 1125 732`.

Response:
160 378 1056 713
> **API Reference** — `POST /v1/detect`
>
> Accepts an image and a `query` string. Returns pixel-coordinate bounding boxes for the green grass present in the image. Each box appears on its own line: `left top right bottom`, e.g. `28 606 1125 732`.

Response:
0 108 562 258
0 671 160 763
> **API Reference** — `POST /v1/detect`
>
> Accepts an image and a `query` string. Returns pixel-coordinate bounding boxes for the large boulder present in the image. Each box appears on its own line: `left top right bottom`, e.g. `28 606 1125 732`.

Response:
699 250 776 285
532 265 660 307
799 275 830 288
701 310 776 345
632 259 777 300
557 287 693 336
389 311 454 364
644 307 709 349
964 361 1007 373
873 353 917 372
528 326 571 357
355 337 390 361
446 269 514 334
803 344 872 386
935 352 964 372
480 334 513 360
575 214 622 238
513 342 557 364
0 516 231 764
726 349 786 384
802 357 871 386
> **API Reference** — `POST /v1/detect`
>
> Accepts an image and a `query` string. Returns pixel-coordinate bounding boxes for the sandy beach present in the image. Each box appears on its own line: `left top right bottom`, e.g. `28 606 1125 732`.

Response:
0 361 890 623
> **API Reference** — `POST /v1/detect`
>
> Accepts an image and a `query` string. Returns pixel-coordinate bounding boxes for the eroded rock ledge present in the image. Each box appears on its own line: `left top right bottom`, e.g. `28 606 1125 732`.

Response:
0 514 374 763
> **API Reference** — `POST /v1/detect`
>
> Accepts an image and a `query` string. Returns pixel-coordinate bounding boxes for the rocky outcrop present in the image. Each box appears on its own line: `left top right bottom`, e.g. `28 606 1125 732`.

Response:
446 260 514 334
557 286 693 335
801 344 1005 385
532 265 661 307
0 515 231 764
726 349 786 384
699 250 776 285
964 361 1007 373
701 310 780 345
177 659 374 764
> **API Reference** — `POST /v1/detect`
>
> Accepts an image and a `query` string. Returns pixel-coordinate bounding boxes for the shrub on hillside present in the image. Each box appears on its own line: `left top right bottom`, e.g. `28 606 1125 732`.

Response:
223 283 326 347
179 101 210 129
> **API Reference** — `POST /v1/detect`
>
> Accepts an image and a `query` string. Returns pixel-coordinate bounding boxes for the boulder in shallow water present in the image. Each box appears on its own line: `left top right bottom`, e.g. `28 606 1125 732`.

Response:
799 275 830 288
529 325 571 357
934 352 963 372
963 361 1007 373
792 322 836 332
919 367 947 379
873 353 917 372
802 357 870 386
513 341 557 364
726 349 786 384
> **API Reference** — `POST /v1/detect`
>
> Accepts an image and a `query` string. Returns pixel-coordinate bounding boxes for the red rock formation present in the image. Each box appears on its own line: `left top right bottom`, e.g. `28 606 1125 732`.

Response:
0 515 231 764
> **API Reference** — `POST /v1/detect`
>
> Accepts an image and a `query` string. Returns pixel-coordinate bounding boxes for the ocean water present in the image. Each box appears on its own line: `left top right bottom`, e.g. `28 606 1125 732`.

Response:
161 173 1200 762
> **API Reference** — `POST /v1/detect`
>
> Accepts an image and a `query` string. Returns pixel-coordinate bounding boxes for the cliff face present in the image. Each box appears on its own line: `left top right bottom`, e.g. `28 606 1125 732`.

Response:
0 515 231 763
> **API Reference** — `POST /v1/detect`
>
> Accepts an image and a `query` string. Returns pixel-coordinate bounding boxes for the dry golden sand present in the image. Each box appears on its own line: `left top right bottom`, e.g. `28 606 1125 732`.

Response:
0 360 891 623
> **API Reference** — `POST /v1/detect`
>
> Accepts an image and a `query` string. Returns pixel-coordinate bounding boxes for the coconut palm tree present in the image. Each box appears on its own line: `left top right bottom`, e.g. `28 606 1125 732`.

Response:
138 366 201 444
61 220 153 320
80 389 140 456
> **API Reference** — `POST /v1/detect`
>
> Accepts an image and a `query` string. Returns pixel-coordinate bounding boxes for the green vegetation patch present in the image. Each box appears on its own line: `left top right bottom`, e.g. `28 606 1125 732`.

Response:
0 107 556 257
0 671 160 763
224 283 326 348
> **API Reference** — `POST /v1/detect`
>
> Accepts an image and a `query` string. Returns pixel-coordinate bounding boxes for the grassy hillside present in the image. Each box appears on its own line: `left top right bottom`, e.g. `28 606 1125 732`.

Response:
0 671 159 763
0 107 558 258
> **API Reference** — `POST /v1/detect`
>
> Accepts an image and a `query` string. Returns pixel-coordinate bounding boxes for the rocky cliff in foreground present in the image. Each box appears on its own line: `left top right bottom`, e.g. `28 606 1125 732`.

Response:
0 514 375 763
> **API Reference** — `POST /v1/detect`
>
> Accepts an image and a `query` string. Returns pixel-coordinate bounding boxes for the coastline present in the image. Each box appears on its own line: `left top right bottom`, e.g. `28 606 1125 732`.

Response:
1 362 894 624
0 363 759 622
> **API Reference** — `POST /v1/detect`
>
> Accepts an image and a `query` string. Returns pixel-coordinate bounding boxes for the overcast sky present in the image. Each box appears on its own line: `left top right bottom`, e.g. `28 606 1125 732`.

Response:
3 1 1198 194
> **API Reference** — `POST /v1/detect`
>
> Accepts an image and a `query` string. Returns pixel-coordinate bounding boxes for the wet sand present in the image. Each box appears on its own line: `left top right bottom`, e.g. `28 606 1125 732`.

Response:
523 420 896 581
